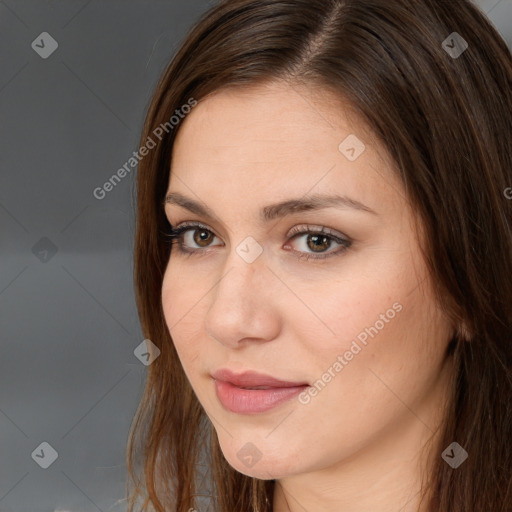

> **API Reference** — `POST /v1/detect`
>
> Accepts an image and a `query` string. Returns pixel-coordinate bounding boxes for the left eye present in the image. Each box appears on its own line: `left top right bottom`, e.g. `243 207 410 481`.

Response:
286 231 348 257
284 226 352 260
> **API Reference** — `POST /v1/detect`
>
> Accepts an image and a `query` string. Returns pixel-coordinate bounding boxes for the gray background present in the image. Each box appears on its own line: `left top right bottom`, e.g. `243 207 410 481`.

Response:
0 1 510 511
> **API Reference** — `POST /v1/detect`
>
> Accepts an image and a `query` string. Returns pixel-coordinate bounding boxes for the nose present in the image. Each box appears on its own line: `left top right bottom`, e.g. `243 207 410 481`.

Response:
204 245 281 349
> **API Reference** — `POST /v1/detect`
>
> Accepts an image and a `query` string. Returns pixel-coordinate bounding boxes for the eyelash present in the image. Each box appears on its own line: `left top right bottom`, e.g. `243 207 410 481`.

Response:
164 221 352 262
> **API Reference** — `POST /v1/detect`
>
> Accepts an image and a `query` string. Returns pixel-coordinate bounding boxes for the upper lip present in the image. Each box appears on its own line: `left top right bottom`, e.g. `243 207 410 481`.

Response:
211 368 309 388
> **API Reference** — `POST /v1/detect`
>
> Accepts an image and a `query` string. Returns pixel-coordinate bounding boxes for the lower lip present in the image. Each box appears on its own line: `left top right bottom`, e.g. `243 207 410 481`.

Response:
214 379 308 414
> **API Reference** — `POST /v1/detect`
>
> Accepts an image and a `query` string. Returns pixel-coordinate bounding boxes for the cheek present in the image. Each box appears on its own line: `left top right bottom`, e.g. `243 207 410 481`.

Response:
161 262 206 369
285 249 413 359
302 280 450 412
287 257 446 393
285 275 403 365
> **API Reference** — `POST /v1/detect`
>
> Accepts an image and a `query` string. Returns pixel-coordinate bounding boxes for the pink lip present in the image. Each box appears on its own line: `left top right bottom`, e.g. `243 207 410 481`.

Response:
211 369 309 414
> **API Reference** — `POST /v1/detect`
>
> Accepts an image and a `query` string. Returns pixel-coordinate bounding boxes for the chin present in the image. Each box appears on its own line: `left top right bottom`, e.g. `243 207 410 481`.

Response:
224 456 291 480
216 437 302 480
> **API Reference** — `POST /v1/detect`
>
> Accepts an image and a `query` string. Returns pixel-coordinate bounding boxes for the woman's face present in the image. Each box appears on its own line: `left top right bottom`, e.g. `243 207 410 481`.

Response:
161 80 455 480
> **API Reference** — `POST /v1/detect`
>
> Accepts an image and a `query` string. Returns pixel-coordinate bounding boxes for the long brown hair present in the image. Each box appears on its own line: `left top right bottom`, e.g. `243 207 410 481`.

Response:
126 1 512 510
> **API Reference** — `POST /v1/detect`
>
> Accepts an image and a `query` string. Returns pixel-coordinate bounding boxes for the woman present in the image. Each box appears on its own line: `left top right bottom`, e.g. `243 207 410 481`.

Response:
126 0 512 510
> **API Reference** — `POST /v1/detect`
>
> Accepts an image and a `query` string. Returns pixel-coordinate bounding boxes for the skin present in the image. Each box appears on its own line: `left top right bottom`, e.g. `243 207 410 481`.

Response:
161 80 457 512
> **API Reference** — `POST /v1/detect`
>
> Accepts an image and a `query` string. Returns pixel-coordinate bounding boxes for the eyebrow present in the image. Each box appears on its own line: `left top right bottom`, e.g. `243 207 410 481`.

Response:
164 191 377 223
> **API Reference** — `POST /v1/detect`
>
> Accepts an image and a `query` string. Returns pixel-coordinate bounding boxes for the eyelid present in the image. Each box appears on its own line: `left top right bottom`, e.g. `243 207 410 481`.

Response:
172 220 218 233
286 223 350 243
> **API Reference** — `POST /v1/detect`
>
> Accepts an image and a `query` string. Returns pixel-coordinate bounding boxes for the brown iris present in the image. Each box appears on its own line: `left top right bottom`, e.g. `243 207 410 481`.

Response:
194 229 214 247
307 234 330 252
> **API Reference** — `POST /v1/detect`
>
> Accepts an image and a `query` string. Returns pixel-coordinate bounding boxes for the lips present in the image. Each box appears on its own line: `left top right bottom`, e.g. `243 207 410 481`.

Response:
211 368 308 388
211 368 309 414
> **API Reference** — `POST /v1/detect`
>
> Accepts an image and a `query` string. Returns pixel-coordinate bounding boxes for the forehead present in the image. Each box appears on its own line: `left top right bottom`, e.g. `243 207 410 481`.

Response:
168 81 404 219
172 81 370 163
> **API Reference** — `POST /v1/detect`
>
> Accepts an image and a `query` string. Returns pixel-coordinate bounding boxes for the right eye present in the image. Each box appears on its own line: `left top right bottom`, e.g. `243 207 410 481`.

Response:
166 222 223 254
